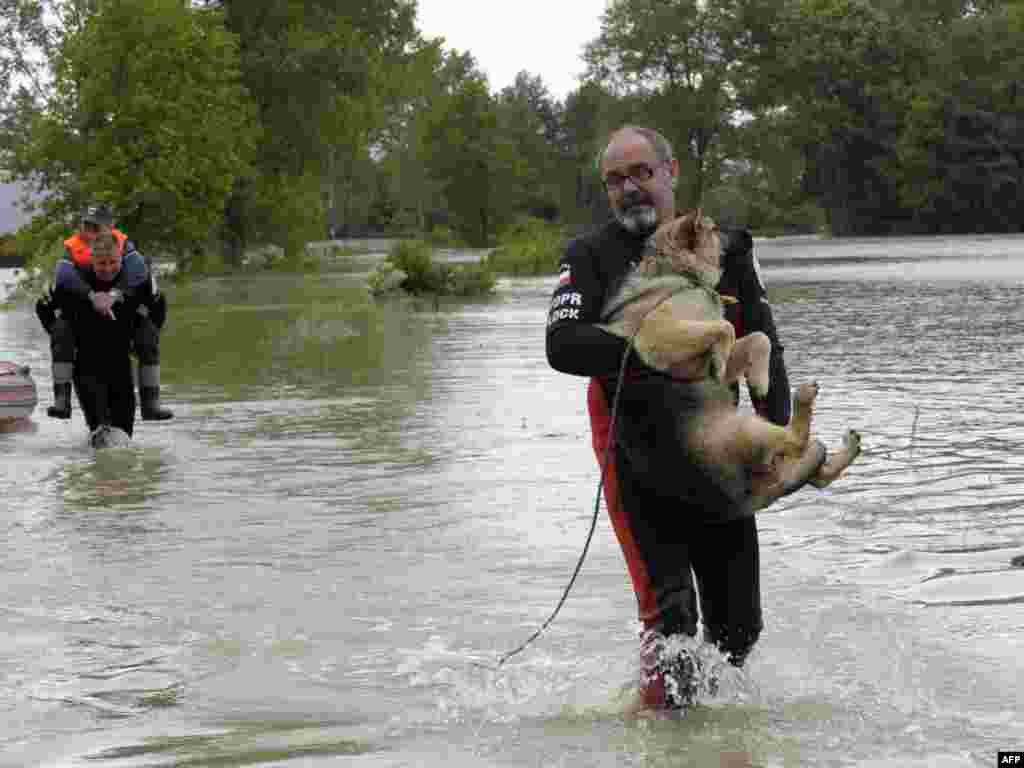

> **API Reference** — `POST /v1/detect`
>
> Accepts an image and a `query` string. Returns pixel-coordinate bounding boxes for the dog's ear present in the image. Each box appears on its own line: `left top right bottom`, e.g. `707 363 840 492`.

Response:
664 212 689 252
653 217 678 258
692 215 723 280
683 211 702 251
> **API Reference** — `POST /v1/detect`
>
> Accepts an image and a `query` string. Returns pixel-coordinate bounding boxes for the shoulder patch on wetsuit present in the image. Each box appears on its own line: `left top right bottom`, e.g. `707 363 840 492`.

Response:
557 263 571 286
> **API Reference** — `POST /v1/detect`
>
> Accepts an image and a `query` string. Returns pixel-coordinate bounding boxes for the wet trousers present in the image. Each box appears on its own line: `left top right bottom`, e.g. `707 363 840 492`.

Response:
587 378 762 708
74 354 136 436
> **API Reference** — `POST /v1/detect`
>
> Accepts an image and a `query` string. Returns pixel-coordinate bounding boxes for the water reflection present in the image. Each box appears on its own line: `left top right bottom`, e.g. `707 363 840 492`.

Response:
85 721 376 765
55 446 172 511
161 274 438 400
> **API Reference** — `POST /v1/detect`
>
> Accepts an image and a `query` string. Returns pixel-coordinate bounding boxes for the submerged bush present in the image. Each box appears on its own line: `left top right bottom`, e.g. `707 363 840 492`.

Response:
445 262 496 297
368 239 495 298
367 261 408 296
483 217 565 276
386 240 441 291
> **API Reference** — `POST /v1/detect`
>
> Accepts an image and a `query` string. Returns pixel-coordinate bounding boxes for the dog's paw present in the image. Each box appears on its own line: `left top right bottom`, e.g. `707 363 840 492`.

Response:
795 381 819 407
788 382 818 448
777 429 808 460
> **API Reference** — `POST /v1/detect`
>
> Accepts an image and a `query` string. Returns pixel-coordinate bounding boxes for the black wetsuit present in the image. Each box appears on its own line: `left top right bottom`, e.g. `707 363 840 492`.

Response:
545 218 791 702
51 267 164 436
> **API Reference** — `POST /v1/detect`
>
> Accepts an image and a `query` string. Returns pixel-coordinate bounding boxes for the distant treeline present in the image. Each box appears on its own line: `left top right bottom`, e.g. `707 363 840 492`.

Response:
0 0 1021 270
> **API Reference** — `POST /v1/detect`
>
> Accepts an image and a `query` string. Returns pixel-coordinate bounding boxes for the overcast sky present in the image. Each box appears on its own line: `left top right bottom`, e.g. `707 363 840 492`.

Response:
414 0 609 102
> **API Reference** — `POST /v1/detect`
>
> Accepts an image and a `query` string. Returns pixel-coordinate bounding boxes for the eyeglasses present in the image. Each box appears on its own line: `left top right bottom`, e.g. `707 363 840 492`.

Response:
602 162 660 192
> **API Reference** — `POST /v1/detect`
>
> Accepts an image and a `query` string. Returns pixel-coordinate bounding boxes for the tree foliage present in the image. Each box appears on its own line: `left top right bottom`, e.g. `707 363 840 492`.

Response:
584 0 751 207
773 0 1024 234
10 0 256 254
418 51 513 246
201 0 421 257
893 3 1024 231
4 0 1024 260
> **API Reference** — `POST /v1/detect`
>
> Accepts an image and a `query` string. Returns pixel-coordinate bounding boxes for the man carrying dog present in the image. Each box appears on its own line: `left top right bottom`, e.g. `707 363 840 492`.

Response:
36 204 173 421
545 125 792 711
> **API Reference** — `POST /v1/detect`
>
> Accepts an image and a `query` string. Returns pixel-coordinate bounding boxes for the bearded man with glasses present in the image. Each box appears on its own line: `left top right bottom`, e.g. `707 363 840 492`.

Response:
546 125 792 712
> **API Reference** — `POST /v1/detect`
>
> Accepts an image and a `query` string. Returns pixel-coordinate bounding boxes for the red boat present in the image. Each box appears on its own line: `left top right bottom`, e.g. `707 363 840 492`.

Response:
0 362 38 421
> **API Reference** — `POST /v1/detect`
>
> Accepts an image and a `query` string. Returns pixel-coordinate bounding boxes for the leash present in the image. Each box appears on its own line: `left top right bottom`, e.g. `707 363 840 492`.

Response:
475 332 636 670
478 289 686 671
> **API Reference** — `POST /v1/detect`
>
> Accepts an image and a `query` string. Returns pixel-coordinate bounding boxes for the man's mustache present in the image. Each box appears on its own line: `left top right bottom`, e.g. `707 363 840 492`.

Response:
621 193 653 209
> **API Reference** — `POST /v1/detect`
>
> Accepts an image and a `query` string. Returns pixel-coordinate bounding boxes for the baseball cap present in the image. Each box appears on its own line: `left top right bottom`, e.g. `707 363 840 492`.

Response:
81 204 114 227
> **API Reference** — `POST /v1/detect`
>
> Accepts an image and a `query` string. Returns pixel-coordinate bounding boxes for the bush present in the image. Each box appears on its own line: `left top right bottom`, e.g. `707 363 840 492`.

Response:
253 244 322 273
483 217 565 276
366 261 407 297
387 240 443 292
446 262 496 296
368 239 495 298
247 172 326 264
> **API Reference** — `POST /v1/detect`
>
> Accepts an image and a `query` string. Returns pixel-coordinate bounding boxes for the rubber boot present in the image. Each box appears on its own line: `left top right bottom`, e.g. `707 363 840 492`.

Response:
640 647 698 711
638 632 698 712
46 363 73 419
47 382 72 419
140 385 173 420
138 365 173 420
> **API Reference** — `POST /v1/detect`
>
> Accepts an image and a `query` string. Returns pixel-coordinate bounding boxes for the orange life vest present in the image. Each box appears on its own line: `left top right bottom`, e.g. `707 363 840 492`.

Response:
64 228 128 266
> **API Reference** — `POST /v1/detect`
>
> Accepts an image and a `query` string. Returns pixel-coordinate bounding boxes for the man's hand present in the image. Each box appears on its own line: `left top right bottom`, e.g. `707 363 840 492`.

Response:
89 290 118 320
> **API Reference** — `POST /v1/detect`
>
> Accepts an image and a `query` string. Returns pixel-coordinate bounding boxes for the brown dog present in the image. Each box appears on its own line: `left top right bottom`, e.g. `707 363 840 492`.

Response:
599 210 861 510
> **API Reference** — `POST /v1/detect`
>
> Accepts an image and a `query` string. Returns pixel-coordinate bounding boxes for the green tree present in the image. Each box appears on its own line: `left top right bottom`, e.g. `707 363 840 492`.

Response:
770 0 1022 235
583 0 745 207
8 0 256 257
560 81 635 231
200 0 420 256
894 3 1024 231
369 36 446 235
706 110 824 234
420 50 514 245
495 71 564 220
763 0 933 234
1 1 85 195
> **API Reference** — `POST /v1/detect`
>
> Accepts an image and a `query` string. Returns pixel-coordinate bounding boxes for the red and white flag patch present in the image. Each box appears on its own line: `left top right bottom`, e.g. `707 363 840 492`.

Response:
557 264 572 286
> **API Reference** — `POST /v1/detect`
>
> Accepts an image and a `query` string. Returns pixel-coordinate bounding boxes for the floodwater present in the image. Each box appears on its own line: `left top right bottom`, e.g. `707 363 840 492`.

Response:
2 233 1023 767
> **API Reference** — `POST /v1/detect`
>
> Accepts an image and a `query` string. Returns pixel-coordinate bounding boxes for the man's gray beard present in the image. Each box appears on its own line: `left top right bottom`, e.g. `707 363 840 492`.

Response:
615 205 658 235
